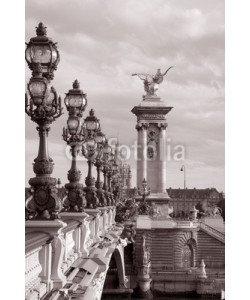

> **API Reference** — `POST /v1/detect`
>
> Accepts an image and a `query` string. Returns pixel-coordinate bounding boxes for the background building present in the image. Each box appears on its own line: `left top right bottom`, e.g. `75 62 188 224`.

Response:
167 187 224 217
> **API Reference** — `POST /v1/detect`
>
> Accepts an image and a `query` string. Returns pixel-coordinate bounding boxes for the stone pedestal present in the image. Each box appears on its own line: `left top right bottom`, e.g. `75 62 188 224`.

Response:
132 96 172 195
136 276 153 299
136 215 152 229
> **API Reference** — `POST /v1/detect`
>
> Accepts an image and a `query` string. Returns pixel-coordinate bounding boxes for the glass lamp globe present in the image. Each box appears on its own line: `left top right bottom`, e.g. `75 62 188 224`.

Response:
84 109 100 131
25 22 60 80
95 131 106 144
27 63 50 106
64 80 87 116
67 116 80 135
86 138 97 148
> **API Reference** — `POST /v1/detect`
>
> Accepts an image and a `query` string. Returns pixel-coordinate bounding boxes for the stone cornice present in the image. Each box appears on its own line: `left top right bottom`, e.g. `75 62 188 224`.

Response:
131 106 173 118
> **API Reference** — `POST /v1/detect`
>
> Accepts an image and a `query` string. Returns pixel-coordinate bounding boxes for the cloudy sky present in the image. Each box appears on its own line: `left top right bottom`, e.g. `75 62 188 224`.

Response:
25 0 225 191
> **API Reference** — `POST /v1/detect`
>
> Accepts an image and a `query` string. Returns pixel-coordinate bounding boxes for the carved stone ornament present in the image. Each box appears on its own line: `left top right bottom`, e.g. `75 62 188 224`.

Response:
158 122 168 130
147 146 155 159
96 189 107 207
147 127 159 144
138 202 153 216
26 181 62 220
67 169 81 182
85 176 96 187
136 123 149 131
84 186 99 208
63 183 87 212
104 191 112 206
33 158 54 175
140 114 165 120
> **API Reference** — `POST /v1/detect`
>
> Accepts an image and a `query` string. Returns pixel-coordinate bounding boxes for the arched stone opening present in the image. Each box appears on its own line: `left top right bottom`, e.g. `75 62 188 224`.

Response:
103 248 126 289
174 232 197 269
181 238 197 268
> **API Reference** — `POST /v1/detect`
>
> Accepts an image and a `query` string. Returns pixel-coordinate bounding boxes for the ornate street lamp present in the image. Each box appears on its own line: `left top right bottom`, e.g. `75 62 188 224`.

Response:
25 22 60 80
81 109 101 208
137 179 152 215
110 152 120 204
105 150 116 206
94 130 107 206
102 141 113 206
62 80 87 212
64 80 87 118
138 178 151 202
25 24 63 220
111 174 121 204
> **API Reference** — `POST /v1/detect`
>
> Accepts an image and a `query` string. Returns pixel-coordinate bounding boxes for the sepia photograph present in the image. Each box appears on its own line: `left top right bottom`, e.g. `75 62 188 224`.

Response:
23 0 228 299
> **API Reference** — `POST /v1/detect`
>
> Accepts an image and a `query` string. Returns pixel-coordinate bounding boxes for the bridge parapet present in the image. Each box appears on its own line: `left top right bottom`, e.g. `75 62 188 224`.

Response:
199 222 225 243
25 206 118 300
136 215 200 229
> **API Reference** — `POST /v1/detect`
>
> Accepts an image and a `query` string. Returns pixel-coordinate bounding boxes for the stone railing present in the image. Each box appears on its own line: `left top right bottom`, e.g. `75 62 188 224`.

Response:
199 222 225 243
175 220 199 228
25 206 117 300
25 247 45 300
25 232 51 300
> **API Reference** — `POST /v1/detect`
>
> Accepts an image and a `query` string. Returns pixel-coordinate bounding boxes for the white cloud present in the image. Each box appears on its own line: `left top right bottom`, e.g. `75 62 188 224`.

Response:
25 0 224 191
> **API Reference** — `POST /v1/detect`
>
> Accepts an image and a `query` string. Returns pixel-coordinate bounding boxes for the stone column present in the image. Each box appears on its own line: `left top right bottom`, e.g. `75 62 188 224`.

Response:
136 125 143 187
158 123 167 193
142 124 148 181
136 123 148 187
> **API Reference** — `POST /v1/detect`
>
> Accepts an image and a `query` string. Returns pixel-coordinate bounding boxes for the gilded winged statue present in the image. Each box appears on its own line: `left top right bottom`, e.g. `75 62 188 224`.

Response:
132 67 173 96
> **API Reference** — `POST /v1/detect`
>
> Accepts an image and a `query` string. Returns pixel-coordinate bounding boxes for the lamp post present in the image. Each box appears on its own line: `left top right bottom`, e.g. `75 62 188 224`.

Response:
138 178 151 202
62 80 87 212
94 130 107 206
82 109 101 208
180 165 186 219
107 150 116 206
25 24 63 220
102 141 113 206
112 173 121 204
137 179 152 215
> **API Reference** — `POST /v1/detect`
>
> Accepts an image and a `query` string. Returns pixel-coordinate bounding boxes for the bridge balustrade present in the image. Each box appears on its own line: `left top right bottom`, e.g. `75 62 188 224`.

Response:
25 206 117 300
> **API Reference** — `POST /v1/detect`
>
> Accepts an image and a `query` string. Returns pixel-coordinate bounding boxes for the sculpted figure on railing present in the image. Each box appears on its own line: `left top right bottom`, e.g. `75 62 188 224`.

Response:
120 223 136 244
199 200 222 217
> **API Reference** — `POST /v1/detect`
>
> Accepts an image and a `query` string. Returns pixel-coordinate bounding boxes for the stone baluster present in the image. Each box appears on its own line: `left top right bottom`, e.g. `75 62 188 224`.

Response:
26 219 67 289
51 232 67 288
73 225 81 257
99 207 108 235
84 208 101 243
25 247 44 298
94 213 101 241
60 211 90 258
80 217 92 257
90 216 96 242
39 242 53 291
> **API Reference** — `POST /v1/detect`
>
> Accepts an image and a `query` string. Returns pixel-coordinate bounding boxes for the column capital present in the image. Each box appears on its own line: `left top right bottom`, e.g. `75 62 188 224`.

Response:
157 122 168 130
136 122 149 131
